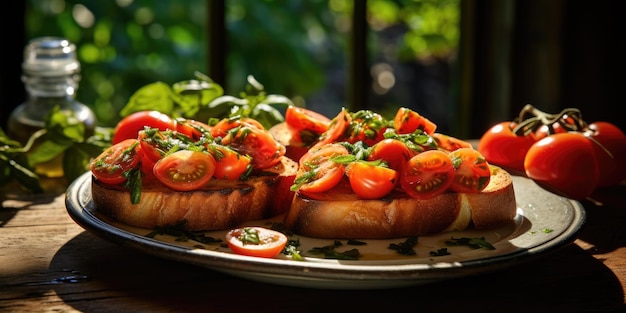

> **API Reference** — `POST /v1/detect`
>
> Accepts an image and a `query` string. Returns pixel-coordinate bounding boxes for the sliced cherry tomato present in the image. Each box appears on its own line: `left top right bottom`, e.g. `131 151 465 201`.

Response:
448 148 491 193
153 150 216 191
524 133 599 200
368 138 413 173
90 139 143 185
432 133 473 151
207 144 252 180
285 105 331 135
478 121 537 173
175 118 213 141
311 108 351 150
112 111 176 144
225 227 288 258
586 121 626 187
293 143 349 195
400 150 455 199
211 117 264 139
346 110 388 146
393 107 437 135
220 124 286 169
346 161 397 199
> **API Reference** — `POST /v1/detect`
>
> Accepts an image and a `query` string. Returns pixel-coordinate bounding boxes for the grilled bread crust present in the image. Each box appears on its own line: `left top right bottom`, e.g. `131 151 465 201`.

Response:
283 166 517 239
91 156 297 231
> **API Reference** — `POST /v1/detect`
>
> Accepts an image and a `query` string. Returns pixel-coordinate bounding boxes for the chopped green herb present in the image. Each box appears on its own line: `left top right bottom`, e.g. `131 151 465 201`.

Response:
445 237 495 250
429 248 451 257
388 236 419 256
145 221 222 245
308 241 360 260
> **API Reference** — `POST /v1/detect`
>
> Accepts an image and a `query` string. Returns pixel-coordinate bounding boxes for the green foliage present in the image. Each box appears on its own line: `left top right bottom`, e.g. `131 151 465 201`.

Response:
25 0 460 128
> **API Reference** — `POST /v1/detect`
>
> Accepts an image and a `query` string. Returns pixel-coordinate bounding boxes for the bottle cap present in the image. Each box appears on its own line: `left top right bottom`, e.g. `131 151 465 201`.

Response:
22 37 80 77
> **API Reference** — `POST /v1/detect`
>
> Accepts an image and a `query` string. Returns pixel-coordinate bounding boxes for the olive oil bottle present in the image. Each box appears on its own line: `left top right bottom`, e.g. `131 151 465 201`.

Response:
7 37 96 178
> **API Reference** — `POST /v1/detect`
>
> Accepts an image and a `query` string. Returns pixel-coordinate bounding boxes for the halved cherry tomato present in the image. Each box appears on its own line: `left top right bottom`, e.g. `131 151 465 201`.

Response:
153 150 216 191
90 139 143 185
220 124 286 169
400 150 455 199
586 121 626 187
393 107 437 135
432 133 473 151
225 227 288 258
175 118 213 141
211 117 264 139
207 144 252 180
285 105 331 135
524 133 599 200
478 121 537 173
346 110 388 146
294 143 349 195
346 161 397 199
448 148 491 193
112 111 176 144
368 138 413 173
311 108 351 150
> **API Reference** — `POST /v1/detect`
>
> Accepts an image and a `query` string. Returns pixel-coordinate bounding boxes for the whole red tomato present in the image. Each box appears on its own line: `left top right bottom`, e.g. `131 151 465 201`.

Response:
524 133 599 200
478 121 537 173
586 121 626 187
112 111 176 144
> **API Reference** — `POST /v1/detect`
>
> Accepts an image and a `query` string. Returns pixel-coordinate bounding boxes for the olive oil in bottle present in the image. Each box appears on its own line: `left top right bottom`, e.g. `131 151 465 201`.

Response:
7 37 96 178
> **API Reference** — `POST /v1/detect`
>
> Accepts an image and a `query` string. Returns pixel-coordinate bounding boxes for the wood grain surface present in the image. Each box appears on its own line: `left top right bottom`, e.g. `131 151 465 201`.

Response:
1 178 625 313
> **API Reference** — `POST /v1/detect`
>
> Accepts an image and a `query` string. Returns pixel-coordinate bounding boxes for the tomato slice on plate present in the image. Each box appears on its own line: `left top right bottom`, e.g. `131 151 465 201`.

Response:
448 148 491 193
400 150 455 199
112 111 176 144
226 227 288 258
90 139 143 185
346 161 398 199
153 150 216 191
393 107 437 135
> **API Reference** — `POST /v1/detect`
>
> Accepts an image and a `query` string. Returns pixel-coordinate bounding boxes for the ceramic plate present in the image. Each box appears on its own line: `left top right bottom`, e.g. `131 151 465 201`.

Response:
65 171 585 290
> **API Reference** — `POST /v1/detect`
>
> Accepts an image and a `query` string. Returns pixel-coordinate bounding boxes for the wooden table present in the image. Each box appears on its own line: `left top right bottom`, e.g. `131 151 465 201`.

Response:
1 176 625 313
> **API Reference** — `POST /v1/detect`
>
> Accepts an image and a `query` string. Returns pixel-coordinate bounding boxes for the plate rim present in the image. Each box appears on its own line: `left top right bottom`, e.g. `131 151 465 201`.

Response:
65 171 586 288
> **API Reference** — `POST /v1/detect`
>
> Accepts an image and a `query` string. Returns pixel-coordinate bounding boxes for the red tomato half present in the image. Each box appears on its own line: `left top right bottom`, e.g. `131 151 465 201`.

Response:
368 138 413 173
524 133 599 200
294 143 349 195
400 150 455 199
393 107 437 135
346 161 398 199
221 124 286 169
448 148 491 193
478 121 537 173
311 108 351 150
90 139 143 185
112 111 176 144
153 150 216 191
285 105 331 135
586 121 626 187
432 133 473 152
226 227 288 258
208 144 252 180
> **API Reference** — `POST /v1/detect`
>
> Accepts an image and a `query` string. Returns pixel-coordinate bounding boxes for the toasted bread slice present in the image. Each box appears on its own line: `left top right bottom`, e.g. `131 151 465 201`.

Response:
92 156 297 231
283 166 517 239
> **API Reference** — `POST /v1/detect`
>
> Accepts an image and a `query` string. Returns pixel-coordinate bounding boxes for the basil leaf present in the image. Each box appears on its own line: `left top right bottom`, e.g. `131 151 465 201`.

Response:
121 82 175 117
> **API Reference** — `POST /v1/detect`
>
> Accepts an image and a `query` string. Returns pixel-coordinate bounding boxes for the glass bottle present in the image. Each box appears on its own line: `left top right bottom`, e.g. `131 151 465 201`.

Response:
7 37 96 178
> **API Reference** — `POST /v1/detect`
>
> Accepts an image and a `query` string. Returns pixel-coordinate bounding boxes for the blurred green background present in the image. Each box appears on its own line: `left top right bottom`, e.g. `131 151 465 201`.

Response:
23 0 461 132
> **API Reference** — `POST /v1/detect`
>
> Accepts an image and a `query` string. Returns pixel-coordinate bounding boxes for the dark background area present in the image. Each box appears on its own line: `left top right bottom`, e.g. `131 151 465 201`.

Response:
2 0 624 138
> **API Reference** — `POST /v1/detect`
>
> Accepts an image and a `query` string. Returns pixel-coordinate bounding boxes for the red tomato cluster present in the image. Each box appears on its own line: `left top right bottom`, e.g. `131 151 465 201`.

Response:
284 106 490 200
478 105 626 200
91 111 285 191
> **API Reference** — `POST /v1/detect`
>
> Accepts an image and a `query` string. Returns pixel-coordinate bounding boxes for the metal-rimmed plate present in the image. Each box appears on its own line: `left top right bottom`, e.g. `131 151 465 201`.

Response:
66 171 585 290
